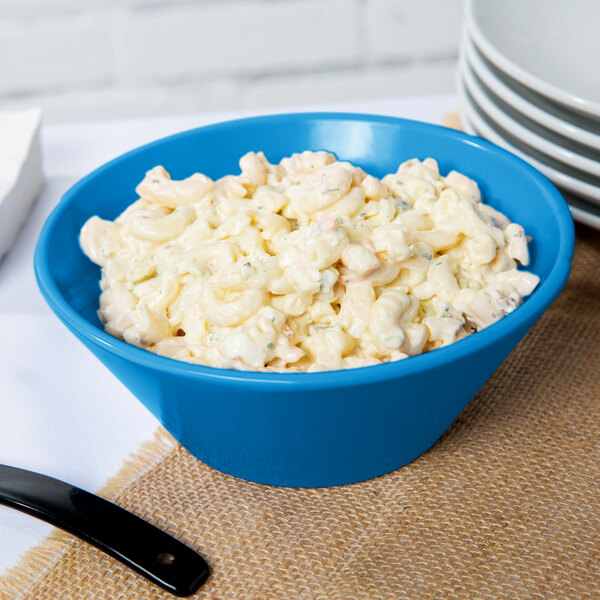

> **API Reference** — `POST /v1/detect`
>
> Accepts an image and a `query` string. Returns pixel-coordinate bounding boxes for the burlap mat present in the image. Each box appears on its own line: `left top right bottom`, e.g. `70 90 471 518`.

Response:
2 223 599 600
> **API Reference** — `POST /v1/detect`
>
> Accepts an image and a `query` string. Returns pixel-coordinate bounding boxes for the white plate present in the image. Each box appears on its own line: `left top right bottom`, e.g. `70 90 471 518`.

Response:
459 54 600 178
458 100 600 231
466 0 600 119
462 33 600 150
457 76 600 205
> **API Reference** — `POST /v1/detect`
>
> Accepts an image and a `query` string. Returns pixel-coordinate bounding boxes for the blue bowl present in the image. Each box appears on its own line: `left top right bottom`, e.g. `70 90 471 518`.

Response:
34 113 574 487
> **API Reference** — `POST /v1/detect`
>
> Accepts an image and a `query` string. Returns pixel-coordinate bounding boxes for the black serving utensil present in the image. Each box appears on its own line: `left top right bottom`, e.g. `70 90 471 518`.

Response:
0 464 210 596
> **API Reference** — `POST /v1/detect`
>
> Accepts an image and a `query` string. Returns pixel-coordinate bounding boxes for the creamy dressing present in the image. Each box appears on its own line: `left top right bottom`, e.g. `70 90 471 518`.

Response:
80 151 539 372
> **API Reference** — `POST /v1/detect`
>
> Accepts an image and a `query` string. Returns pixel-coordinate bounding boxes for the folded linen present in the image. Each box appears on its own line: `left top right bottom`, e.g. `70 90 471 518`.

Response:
0 108 43 263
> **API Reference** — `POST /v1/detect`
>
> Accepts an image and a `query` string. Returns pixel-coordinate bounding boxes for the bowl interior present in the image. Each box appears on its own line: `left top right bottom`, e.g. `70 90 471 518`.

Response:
38 113 573 366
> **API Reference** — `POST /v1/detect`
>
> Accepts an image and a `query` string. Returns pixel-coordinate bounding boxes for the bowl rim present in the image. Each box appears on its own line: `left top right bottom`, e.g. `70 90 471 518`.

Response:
34 111 575 391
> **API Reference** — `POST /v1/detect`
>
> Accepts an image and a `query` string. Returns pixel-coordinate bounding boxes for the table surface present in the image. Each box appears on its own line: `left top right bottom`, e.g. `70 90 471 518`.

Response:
0 93 456 576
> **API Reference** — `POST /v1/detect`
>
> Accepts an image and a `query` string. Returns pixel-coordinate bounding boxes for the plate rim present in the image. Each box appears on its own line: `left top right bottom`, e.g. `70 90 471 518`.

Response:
462 32 600 150
457 76 600 204
458 98 600 231
459 53 600 178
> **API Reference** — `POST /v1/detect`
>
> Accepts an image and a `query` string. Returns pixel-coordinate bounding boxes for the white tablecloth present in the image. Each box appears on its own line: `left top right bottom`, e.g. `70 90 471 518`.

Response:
0 93 456 575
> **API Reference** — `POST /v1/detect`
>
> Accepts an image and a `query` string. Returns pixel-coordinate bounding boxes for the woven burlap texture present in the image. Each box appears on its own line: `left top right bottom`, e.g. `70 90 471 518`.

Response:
2 224 599 600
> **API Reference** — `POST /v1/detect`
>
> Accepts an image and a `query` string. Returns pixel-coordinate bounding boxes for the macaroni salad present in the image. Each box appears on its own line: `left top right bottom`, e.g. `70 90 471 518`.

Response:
80 151 539 372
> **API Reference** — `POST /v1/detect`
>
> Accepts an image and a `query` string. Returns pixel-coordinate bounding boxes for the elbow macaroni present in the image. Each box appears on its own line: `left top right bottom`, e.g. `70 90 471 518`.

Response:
80 151 539 372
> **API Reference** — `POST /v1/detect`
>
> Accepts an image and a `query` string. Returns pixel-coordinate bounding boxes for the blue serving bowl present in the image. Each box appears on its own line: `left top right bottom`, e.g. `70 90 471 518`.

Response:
34 113 574 487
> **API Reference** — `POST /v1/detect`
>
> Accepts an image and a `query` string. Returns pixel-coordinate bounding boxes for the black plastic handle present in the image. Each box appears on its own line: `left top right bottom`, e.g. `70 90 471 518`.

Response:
0 464 210 596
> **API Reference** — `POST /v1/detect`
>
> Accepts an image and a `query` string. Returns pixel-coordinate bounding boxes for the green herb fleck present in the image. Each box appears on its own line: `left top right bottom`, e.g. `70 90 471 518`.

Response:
335 217 344 225
393 198 411 210
423 252 432 260
266 342 274 349
244 262 251 267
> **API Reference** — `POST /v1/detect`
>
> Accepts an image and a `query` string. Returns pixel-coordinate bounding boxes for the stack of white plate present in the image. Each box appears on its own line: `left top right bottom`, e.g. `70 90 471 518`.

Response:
458 0 600 230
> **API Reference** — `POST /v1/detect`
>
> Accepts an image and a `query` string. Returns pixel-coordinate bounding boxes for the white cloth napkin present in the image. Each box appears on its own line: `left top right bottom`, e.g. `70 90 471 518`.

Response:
0 109 44 263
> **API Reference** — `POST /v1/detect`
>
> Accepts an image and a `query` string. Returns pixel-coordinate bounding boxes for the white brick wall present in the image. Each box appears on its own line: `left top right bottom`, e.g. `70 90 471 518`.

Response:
366 0 463 62
0 15 111 94
243 61 458 109
115 1 362 82
0 0 465 123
